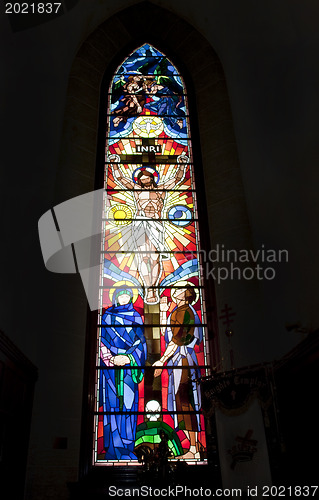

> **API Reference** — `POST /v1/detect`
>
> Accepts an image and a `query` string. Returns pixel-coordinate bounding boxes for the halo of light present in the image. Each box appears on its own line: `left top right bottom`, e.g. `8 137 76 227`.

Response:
132 166 160 184
171 280 199 305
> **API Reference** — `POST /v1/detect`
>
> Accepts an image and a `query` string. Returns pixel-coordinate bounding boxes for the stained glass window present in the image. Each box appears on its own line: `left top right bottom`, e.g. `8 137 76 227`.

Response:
93 43 211 466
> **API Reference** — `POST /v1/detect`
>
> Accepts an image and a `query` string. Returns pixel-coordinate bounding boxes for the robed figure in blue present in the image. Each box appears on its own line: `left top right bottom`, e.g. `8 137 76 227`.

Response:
99 287 146 460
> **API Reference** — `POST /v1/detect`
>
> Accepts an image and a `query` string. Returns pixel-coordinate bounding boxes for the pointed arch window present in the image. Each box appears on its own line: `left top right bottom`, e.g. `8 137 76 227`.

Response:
93 43 211 466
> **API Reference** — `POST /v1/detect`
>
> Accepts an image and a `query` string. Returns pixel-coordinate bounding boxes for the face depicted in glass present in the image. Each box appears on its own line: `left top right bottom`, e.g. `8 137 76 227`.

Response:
139 175 152 187
172 285 196 304
133 75 143 83
173 288 187 302
137 170 157 188
116 291 132 305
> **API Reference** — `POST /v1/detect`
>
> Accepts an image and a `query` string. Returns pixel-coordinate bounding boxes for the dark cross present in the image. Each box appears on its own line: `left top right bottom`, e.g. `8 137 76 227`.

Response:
219 304 236 329
235 429 257 450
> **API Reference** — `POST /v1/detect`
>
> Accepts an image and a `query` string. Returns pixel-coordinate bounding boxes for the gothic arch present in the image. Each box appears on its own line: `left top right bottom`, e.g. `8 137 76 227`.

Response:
55 1 251 478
